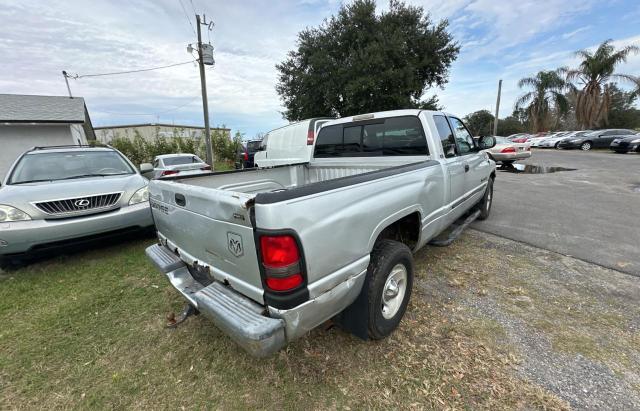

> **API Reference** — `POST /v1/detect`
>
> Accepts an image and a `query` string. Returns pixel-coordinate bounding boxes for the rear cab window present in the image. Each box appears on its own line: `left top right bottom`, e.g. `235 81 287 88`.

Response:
314 116 429 157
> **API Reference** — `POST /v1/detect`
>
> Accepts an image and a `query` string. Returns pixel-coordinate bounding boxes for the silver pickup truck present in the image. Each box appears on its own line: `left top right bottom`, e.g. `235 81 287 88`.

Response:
146 109 496 357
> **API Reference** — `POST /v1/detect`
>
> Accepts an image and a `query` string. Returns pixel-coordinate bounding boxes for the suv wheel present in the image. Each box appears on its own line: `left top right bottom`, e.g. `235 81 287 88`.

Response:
366 240 413 340
580 141 592 151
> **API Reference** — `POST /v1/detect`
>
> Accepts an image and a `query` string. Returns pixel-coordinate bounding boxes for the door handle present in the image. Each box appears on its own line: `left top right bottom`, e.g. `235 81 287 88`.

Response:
175 193 186 206
464 164 470 172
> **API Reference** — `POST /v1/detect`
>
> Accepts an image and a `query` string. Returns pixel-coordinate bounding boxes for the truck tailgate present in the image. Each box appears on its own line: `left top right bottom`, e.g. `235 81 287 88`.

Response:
149 180 264 304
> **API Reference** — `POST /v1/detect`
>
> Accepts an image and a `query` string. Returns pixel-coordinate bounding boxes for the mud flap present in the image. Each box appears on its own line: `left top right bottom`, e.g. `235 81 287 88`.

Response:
333 272 370 340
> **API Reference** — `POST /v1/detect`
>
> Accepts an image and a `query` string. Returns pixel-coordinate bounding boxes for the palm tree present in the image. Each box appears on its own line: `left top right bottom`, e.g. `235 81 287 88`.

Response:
515 70 569 132
566 40 639 129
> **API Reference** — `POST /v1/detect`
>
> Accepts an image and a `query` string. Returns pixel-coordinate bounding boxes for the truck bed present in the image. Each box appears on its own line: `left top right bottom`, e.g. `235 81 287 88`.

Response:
149 158 441 305
176 161 395 195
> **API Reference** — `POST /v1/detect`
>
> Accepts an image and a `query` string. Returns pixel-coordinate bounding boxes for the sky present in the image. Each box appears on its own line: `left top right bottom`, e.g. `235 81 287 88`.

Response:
0 0 639 138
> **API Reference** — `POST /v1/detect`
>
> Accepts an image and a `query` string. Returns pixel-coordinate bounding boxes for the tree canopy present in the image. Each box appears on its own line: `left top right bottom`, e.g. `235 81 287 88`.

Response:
463 110 494 136
276 0 459 121
515 70 569 132
566 40 640 129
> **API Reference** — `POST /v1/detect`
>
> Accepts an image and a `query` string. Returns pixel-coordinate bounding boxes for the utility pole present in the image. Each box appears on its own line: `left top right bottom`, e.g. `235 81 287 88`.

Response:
493 79 502 136
62 71 73 98
196 14 214 167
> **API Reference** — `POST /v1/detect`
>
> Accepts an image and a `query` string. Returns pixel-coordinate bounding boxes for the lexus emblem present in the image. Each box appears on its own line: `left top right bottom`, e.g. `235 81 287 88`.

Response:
74 199 90 208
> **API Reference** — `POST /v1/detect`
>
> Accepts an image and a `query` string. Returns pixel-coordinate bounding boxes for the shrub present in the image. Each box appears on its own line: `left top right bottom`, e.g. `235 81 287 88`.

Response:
109 129 243 168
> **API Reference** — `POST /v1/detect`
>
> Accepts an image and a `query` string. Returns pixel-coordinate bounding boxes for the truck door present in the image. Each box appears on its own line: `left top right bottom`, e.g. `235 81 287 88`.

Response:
432 115 466 212
447 116 491 205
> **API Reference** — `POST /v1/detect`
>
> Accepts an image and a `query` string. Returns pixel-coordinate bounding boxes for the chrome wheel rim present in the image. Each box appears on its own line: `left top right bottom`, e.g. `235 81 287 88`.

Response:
581 143 591 150
381 264 408 319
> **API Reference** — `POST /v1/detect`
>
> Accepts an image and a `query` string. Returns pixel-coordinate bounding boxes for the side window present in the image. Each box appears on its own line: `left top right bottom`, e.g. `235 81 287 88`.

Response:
433 115 457 158
448 117 475 155
314 116 428 157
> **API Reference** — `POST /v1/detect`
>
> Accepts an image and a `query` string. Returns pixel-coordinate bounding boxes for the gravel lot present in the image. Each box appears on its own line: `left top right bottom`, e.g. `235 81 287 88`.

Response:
419 230 640 410
473 149 640 276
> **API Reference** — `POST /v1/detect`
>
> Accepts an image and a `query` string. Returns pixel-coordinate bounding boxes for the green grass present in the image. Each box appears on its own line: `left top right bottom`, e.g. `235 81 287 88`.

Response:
0 238 568 409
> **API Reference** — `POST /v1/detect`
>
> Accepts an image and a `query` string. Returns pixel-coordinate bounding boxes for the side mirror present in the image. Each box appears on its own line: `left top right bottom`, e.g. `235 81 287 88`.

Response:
477 135 496 150
140 163 153 173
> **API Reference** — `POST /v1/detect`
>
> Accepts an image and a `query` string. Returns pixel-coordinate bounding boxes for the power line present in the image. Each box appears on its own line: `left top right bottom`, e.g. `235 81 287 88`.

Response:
178 0 196 35
189 0 197 15
97 97 201 116
67 61 195 79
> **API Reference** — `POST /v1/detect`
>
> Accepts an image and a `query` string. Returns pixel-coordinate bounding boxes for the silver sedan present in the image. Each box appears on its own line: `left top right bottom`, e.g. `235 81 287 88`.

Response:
151 154 211 179
484 136 532 164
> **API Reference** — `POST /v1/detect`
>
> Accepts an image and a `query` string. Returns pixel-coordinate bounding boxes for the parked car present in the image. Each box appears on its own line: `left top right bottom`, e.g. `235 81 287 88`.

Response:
237 139 264 168
610 133 640 153
528 135 551 147
253 118 332 168
511 135 530 143
540 131 586 148
145 109 497 357
485 136 531 164
558 129 637 150
507 133 529 141
151 154 211 179
0 146 154 264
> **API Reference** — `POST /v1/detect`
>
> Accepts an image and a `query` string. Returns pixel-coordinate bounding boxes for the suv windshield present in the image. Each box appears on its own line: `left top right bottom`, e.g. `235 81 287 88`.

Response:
9 150 135 184
247 141 262 152
163 156 202 166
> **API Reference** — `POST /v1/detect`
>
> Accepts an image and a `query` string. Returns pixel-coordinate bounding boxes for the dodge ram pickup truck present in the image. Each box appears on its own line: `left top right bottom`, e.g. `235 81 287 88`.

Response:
146 109 496 357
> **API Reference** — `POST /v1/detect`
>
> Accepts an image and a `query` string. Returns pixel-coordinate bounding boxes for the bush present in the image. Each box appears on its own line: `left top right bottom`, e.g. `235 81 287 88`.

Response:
109 129 243 168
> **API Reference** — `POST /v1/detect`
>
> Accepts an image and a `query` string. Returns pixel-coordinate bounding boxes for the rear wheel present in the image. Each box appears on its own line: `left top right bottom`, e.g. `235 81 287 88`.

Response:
366 240 414 340
555 142 562 149
580 141 592 151
476 177 494 220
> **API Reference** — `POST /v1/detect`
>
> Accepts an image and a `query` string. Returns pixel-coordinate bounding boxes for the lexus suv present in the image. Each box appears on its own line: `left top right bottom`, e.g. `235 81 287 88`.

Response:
0 146 154 264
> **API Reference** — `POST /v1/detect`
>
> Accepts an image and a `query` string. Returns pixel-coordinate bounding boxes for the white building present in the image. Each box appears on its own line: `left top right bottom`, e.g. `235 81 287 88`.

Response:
94 123 231 144
0 94 95 180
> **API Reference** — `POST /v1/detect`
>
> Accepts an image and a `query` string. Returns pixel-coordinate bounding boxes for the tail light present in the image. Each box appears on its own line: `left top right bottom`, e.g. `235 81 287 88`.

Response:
306 129 315 145
161 170 179 176
500 147 516 153
243 150 249 161
259 235 304 292
200 165 212 171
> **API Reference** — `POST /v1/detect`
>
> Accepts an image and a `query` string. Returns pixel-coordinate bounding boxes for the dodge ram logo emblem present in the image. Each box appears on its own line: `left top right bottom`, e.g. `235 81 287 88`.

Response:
74 199 90 208
227 232 243 257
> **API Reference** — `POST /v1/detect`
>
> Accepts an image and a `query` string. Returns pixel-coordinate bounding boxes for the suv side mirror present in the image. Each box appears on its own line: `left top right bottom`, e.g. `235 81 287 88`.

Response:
140 163 153 173
477 135 496 150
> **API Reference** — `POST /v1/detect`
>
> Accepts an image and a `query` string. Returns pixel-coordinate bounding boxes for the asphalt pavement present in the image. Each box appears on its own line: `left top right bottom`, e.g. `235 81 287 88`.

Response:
472 149 640 276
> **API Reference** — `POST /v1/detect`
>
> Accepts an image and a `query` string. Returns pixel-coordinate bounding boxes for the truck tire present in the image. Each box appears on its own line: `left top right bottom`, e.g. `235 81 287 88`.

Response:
476 177 494 220
366 239 414 340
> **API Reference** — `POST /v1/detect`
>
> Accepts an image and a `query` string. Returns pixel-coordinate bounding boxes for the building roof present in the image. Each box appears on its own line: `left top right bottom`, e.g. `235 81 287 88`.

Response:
0 94 88 123
94 123 230 130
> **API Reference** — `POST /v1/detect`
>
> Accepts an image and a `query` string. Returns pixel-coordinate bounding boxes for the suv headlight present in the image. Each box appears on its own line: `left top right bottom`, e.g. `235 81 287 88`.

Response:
129 186 149 205
0 204 31 222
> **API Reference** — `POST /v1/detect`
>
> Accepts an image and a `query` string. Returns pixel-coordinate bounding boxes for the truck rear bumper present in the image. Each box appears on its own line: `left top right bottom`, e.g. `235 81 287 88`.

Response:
146 244 286 357
146 243 367 357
